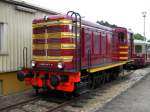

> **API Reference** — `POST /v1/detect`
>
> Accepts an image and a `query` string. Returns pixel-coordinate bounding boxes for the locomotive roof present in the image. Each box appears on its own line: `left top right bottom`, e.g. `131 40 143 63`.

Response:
81 20 113 32
33 15 113 32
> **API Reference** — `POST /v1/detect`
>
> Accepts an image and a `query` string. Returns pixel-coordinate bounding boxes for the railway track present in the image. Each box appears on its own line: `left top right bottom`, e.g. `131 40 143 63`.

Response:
0 92 74 112
0 70 135 112
0 96 39 112
46 69 136 112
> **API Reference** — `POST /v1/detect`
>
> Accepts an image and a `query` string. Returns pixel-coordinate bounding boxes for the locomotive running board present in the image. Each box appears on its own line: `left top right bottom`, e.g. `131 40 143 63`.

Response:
87 62 127 73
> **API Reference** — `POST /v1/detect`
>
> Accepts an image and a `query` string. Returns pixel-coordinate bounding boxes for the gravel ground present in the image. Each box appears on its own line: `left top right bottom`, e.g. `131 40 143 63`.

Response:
0 90 35 109
61 67 150 112
0 67 150 112
95 68 150 112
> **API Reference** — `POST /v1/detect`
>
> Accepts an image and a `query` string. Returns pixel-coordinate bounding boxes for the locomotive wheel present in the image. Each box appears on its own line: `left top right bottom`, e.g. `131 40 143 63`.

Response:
102 74 106 84
33 86 39 95
99 75 103 84
111 72 118 80
106 73 110 82
35 88 39 95
73 78 91 96
91 75 99 89
92 77 97 89
73 83 81 96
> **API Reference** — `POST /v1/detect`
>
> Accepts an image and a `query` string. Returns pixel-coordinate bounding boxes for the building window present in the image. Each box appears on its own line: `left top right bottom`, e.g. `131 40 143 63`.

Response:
0 23 7 55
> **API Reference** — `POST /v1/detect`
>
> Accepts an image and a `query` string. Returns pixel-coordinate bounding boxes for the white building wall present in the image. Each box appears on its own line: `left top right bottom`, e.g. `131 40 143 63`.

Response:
0 1 55 73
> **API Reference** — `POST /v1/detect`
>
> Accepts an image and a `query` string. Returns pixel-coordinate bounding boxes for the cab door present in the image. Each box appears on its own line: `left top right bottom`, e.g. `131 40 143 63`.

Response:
112 28 129 61
112 31 119 62
82 28 92 69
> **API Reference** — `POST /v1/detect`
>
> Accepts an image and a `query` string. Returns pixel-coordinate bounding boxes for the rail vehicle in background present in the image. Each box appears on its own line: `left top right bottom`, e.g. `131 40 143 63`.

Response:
131 40 150 67
17 11 134 94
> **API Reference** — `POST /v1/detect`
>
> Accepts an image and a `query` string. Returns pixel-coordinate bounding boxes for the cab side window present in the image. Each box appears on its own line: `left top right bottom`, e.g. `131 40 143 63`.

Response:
118 32 125 43
135 45 142 53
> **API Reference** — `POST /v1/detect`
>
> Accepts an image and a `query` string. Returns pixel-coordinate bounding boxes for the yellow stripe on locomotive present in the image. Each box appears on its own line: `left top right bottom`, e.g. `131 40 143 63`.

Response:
32 32 79 39
32 56 73 62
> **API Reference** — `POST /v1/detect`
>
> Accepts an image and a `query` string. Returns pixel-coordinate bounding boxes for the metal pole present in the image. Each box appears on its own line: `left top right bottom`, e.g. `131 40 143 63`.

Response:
142 11 147 41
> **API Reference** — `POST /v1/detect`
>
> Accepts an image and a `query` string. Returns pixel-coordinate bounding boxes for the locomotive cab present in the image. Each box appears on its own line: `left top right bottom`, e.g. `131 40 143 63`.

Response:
32 18 75 71
113 28 129 61
17 14 82 92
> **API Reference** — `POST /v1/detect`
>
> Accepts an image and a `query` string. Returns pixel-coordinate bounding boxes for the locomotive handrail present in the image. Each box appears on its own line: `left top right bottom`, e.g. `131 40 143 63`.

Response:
67 11 82 71
67 11 77 71
88 49 91 70
75 12 82 71
23 47 28 68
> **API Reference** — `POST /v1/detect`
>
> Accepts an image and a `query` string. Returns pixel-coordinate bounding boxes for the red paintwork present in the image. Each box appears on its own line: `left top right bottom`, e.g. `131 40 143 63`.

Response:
132 40 150 67
81 27 130 69
20 15 133 92
132 54 150 67
25 71 80 92
33 25 71 34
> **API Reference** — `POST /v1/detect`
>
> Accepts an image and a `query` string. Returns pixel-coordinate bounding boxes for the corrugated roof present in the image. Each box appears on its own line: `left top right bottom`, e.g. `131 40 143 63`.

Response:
1 0 59 15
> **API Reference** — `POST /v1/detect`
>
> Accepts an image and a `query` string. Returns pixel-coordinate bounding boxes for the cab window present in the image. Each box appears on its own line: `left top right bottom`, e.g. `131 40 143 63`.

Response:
118 32 125 43
135 45 142 53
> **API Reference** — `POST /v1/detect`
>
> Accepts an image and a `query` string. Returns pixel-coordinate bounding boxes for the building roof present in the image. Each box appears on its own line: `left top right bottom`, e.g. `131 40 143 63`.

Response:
1 0 59 15
134 39 150 45
134 40 146 44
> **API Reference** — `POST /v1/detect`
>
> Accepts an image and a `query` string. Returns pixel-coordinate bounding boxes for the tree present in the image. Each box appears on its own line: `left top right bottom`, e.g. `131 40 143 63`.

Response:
96 20 117 28
133 33 145 40
97 20 145 41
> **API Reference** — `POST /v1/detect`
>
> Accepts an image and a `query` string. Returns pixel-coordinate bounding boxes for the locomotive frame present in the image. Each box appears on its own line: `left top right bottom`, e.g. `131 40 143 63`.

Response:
17 11 134 94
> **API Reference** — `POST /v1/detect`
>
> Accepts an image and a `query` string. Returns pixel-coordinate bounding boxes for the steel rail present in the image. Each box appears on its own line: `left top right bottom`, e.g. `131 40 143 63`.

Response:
0 96 39 111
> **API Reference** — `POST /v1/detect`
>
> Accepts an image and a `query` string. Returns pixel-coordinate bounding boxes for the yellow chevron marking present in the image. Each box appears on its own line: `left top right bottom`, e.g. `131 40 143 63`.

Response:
47 44 61 49
32 32 79 39
87 62 126 73
120 46 128 49
33 56 73 62
32 44 45 50
32 19 72 28
32 43 76 50
119 57 128 60
61 32 80 38
61 44 76 49
35 60 72 62
119 52 128 54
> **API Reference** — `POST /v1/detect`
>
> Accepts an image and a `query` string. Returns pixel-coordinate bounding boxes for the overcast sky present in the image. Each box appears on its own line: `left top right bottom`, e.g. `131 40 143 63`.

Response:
25 0 150 39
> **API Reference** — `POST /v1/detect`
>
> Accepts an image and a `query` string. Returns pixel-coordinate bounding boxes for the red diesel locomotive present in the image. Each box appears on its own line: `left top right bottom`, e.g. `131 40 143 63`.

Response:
17 11 134 94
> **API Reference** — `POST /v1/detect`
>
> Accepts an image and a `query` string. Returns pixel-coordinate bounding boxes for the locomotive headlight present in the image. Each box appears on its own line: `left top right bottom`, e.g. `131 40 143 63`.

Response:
31 61 36 67
57 62 64 69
